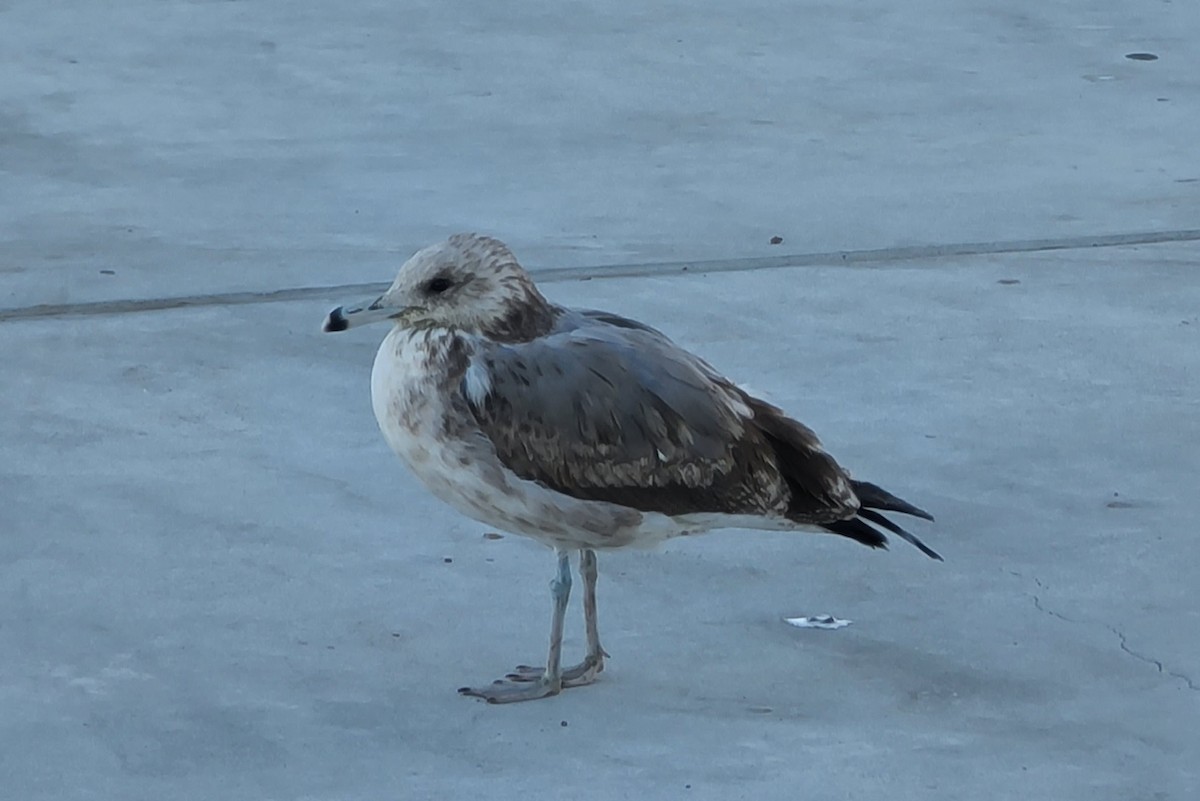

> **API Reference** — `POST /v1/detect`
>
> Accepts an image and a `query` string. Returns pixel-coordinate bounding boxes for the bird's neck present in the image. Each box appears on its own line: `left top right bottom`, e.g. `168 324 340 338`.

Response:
480 287 559 343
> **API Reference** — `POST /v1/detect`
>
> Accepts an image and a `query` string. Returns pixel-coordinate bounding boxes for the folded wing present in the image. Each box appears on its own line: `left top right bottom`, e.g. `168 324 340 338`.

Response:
461 322 859 523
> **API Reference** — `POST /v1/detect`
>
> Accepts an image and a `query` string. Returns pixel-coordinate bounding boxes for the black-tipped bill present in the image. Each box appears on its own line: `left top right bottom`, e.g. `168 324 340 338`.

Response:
323 306 350 332
321 296 402 332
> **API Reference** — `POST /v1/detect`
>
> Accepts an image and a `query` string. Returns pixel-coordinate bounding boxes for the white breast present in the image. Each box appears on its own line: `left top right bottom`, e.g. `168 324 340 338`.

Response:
369 328 552 529
371 328 429 453
370 328 463 495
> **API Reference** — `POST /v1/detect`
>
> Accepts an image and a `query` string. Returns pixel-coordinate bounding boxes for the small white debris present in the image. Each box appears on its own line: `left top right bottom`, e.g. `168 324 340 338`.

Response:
785 615 852 630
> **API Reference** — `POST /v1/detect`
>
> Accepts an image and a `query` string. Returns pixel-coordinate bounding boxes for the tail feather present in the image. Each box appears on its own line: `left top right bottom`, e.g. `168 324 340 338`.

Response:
822 517 889 551
821 481 942 560
858 509 943 561
738 391 940 560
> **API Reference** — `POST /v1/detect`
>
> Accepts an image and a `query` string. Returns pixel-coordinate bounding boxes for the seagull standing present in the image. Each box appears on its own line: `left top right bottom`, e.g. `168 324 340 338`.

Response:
323 233 939 703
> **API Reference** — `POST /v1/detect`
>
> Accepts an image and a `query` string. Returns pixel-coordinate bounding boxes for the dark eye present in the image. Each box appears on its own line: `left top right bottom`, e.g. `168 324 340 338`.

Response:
425 276 453 295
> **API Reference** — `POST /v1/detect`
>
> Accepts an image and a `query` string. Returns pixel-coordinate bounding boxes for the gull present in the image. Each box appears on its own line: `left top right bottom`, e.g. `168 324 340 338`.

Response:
322 233 940 703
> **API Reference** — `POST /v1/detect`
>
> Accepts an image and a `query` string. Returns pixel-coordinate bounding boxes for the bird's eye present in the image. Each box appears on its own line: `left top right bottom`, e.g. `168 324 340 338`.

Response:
425 276 453 294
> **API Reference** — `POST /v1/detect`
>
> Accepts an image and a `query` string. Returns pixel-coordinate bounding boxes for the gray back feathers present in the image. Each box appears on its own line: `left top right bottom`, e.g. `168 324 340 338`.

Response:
462 309 858 521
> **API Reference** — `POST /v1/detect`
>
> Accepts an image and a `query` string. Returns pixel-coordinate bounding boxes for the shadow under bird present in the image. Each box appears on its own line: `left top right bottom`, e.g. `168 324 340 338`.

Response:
322 233 940 703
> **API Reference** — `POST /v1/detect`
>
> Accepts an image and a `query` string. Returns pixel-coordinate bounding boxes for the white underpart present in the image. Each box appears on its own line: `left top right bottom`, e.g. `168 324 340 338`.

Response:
371 329 521 523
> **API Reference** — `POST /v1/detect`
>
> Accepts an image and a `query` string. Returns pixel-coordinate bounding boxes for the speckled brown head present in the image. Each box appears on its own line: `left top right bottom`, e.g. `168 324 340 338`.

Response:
322 233 556 341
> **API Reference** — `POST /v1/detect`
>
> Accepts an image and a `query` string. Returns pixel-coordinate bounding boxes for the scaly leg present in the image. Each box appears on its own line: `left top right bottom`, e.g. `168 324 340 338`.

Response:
458 548 572 703
507 548 606 686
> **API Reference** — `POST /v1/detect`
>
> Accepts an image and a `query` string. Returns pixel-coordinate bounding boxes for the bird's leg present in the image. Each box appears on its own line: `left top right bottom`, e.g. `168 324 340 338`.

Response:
574 547 609 681
458 549 572 703
544 547 571 680
507 548 606 687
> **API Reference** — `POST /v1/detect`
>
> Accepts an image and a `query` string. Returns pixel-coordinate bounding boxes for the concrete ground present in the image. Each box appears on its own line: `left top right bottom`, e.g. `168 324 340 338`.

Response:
2 1 1197 799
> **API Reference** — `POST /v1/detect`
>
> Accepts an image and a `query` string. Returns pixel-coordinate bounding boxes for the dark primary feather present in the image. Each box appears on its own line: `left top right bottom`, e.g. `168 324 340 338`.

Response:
844 480 941 559
737 394 855 521
821 517 889 550
857 508 942 560
464 309 939 558
746 396 941 559
852 480 935 522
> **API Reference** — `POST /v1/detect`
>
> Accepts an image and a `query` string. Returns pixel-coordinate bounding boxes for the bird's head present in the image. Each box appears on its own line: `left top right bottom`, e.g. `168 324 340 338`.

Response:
323 233 554 340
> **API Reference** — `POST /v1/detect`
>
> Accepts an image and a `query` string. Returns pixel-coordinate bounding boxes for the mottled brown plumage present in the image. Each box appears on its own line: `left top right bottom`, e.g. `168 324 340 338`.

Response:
323 232 939 703
464 318 862 526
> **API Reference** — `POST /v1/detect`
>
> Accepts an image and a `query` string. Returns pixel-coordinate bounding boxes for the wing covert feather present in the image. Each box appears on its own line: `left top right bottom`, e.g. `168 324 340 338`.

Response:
462 323 854 521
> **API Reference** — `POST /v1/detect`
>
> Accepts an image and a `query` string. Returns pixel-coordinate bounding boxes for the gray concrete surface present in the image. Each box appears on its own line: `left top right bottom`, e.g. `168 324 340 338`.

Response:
2 1 1198 799
3 0 1199 307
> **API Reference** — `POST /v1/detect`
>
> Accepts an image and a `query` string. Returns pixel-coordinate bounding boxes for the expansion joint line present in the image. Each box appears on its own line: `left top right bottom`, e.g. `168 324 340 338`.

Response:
3 228 1199 323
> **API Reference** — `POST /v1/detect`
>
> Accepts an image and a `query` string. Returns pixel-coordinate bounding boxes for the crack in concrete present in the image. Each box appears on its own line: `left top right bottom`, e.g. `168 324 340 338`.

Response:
3 227 1200 323
1106 626 1199 692
1012 571 1198 692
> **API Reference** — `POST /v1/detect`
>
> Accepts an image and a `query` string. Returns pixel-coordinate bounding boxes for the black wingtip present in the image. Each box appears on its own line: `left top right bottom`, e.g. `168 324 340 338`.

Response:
822 517 889 551
858 509 943 561
852 480 935 522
